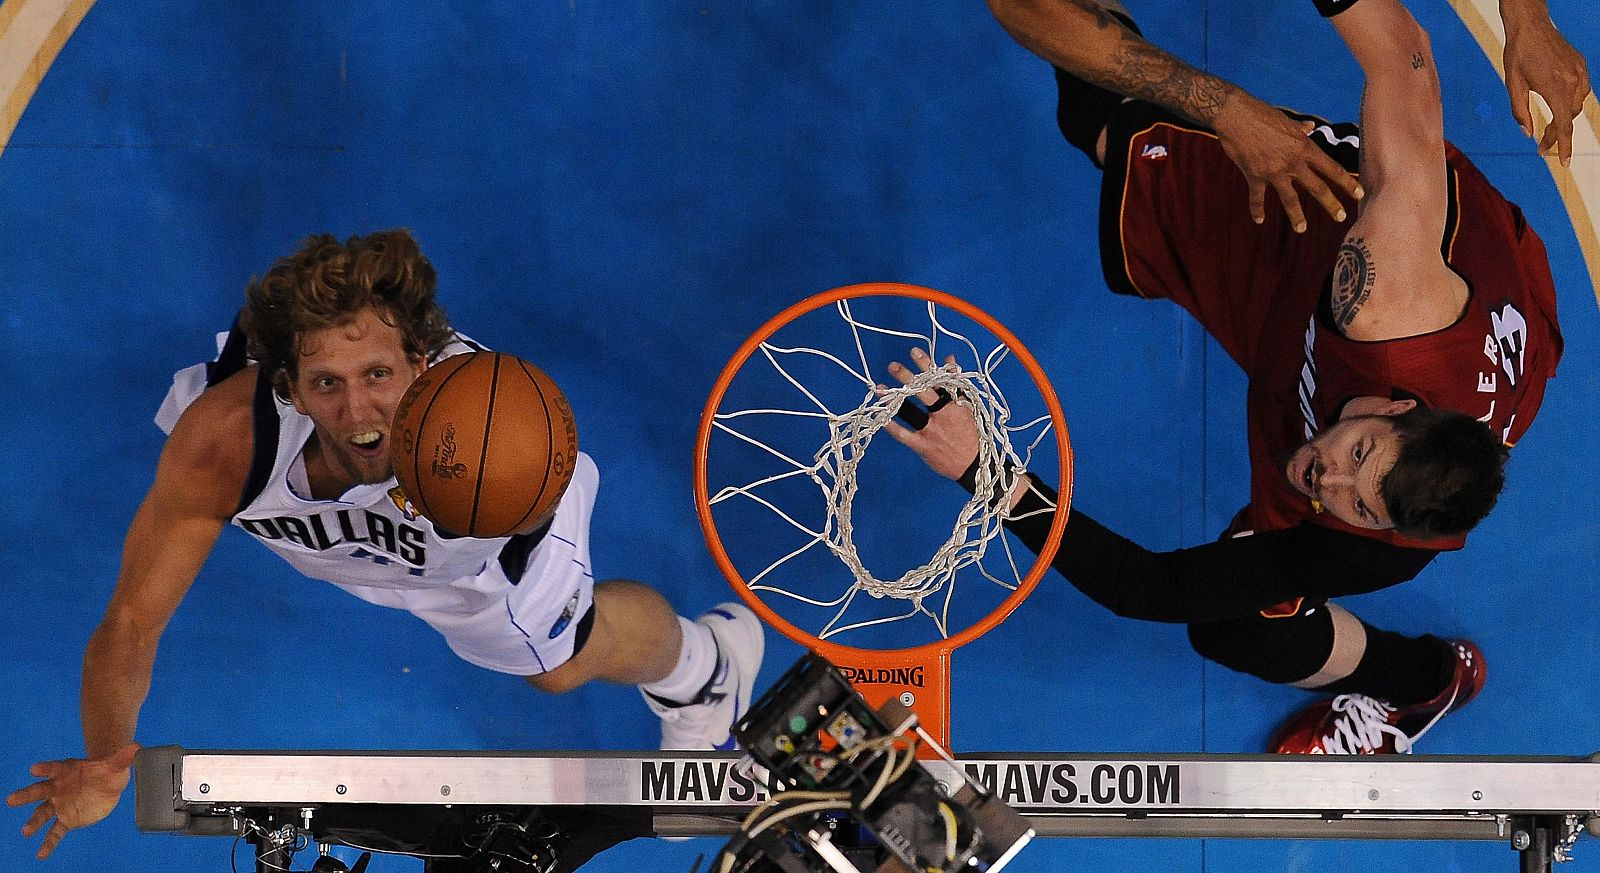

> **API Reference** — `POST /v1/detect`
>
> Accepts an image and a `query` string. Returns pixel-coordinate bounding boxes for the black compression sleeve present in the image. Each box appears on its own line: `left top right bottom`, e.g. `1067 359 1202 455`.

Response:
1003 474 1437 623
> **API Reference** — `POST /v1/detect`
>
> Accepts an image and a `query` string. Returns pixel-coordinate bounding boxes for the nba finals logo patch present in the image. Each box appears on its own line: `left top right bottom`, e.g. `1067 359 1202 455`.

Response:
1141 144 1168 160
388 485 420 521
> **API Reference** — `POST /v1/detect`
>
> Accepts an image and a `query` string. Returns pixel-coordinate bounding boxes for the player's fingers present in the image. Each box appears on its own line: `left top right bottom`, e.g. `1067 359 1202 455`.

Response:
1247 179 1267 226
1537 115 1557 150
927 355 962 413
887 363 940 416
904 349 946 406
1506 75 1533 137
892 396 929 431
908 347 940 373
1538 117 1574 166
1306 148 1363 202
6 782 46 806
1298 175 1348 224
1328 171 1363 205
20 802 52 837
1553 108 1577 166
38 821 68 860
883 420 919 446
1273 179 1309 234
29 760 68 778
887 360 940 406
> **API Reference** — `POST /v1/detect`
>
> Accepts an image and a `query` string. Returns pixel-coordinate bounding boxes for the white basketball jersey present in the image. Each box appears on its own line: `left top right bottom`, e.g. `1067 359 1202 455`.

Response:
158 333 562 593
228 398 510 590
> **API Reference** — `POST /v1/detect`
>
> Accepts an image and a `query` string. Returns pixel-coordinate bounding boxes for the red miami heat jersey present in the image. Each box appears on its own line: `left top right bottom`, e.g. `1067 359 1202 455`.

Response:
1101 107 1562 550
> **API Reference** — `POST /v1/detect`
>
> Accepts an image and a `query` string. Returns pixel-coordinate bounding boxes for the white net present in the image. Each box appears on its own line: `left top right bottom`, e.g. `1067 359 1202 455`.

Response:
705 296 1058 642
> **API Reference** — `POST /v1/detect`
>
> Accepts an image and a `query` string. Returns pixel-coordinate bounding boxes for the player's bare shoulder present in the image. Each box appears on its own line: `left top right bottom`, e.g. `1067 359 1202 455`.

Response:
155 365 259 517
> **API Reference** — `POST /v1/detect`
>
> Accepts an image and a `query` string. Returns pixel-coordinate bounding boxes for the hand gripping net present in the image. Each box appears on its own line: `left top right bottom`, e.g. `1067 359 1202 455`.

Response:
704 296 1057 641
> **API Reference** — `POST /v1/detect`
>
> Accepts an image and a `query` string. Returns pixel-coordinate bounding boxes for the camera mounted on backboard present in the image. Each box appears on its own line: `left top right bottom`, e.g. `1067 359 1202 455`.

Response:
713 652 1034 873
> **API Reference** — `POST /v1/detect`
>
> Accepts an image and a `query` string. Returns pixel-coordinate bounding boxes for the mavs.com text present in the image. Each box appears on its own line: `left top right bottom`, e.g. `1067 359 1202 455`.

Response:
638 758 1181 808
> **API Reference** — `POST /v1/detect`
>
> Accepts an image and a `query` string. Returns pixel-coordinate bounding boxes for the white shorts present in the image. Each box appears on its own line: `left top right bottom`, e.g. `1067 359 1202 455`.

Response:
331 453 600 676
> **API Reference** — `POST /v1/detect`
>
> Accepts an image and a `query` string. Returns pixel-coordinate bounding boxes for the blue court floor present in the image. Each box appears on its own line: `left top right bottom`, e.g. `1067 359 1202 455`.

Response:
1 1 1596 871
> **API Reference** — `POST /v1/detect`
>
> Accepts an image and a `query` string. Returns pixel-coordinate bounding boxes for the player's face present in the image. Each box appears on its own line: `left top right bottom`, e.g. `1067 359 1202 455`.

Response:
1283 414 1403 530
288 308 427 488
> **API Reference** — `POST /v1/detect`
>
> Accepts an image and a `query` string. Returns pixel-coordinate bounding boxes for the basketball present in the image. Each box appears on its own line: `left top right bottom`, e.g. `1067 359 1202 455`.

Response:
390 351 578 538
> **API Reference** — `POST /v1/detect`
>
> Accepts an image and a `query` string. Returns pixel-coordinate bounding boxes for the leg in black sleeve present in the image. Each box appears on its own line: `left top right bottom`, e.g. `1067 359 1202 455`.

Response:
1190 602 1485 753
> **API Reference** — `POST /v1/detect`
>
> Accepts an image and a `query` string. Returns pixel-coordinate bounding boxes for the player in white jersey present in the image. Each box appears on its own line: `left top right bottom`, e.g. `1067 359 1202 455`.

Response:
7 229 764 860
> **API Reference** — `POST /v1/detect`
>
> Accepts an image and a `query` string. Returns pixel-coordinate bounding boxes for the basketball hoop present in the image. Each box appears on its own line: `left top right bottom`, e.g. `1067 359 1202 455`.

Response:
695 283 1072 749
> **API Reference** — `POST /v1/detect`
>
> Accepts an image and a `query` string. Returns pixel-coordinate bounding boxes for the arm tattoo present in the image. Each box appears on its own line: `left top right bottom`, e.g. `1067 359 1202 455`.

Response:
1411 53 1424 70
1048 0 1233 125
1332 239 1376 330
1103 40 1231 124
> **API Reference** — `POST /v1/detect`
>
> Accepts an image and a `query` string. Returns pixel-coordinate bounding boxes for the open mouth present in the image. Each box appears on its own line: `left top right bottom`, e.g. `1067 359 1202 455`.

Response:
1288 451 1317 498
348 430 386 458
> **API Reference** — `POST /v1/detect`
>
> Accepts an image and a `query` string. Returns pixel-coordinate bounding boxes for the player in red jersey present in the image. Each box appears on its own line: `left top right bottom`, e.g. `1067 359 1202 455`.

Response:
889 0 1583 754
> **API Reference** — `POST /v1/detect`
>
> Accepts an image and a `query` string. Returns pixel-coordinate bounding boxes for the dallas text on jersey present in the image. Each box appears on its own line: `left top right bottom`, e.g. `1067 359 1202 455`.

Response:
237 508 427 566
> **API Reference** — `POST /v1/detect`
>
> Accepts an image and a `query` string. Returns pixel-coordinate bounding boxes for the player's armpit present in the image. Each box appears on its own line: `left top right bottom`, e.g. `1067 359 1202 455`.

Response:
1330 228 1467 341
1325 1 1469 341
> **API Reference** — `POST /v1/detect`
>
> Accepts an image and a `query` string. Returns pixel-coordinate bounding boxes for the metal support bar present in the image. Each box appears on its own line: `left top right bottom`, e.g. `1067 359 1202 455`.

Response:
1512 815 1559 873
655 812 1511 841
135 746 1600 871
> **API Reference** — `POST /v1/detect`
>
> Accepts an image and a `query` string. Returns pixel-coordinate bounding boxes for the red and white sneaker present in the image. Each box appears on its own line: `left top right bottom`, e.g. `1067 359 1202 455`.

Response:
1270 639 1486 755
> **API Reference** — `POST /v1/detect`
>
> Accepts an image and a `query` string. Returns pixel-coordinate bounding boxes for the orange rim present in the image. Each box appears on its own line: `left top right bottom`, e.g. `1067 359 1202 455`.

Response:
694 282 1073 665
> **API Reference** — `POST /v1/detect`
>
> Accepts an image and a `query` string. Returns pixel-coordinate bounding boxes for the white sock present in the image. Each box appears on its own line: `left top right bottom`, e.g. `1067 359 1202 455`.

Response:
640 615 719 705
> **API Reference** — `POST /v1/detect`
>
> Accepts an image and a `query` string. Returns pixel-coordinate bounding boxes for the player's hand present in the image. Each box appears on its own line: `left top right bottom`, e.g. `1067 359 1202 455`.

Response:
1211 91 1363 233
6 743 139 859
881 348 980 480
1503 13 1591 166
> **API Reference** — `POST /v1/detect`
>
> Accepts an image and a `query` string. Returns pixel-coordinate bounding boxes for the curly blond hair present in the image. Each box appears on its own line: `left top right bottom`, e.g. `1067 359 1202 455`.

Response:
239 229 453 399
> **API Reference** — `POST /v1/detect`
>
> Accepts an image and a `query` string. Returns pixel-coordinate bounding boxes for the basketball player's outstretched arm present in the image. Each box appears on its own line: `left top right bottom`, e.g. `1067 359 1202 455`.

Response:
987 0 1363 232
1323 0 1467 342
5 372 253 860
1500 0 1591 166
883 351 1436 621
